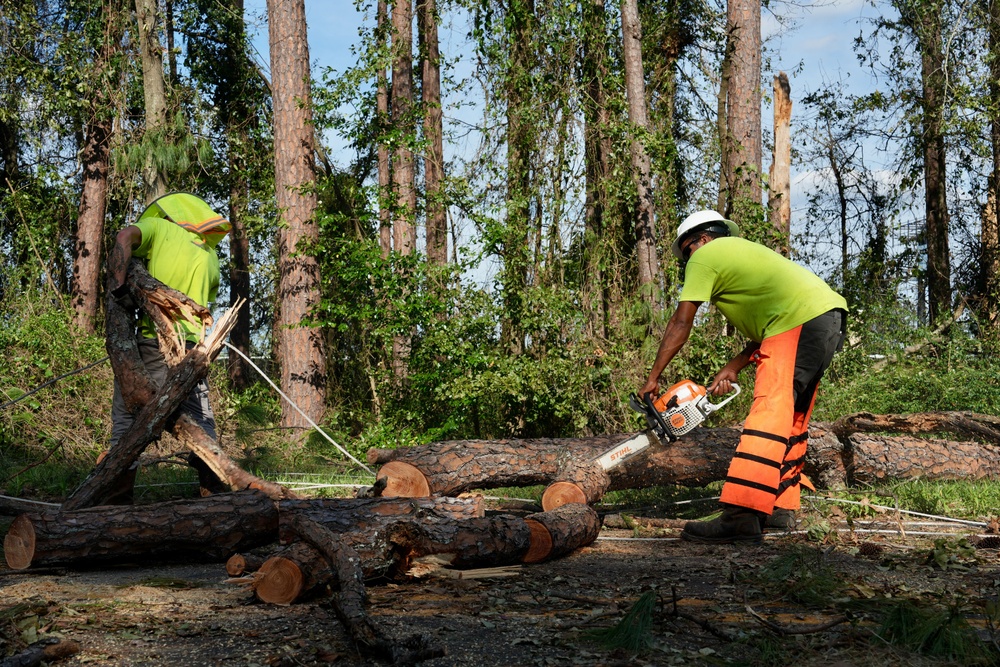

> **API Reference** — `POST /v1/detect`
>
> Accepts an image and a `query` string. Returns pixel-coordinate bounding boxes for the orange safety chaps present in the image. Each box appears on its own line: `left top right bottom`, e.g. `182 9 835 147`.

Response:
719 310 845 514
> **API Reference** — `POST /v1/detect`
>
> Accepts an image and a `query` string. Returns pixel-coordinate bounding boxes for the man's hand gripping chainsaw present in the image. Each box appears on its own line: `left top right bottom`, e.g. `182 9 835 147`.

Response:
593 379 741 471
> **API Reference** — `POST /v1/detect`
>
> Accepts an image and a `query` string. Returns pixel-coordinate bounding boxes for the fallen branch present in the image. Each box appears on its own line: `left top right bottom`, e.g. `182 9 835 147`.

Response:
745 604 849 635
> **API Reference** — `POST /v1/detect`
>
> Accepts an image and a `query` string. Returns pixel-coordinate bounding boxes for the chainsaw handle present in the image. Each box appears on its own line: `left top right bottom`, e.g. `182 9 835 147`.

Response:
703 383 741 414
641 391 676 442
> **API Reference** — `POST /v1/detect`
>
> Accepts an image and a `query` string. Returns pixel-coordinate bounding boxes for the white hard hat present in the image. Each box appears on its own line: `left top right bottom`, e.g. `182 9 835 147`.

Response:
671 210 740 259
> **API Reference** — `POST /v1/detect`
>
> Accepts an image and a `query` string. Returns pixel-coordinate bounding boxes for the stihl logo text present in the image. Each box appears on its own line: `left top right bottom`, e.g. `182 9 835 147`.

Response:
609 446 632 461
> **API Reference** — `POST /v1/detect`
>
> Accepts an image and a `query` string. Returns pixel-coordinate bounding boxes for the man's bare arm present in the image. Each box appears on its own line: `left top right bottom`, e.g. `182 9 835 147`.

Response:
110 226 142 288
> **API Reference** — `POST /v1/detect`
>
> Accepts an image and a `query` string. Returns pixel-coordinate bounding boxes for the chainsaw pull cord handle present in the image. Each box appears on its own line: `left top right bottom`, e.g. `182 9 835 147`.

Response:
642 391 676 442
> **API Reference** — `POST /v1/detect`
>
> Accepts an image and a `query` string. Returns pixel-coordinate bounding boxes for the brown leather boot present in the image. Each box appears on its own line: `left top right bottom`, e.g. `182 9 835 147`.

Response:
764 508 797 532
681 504 764 544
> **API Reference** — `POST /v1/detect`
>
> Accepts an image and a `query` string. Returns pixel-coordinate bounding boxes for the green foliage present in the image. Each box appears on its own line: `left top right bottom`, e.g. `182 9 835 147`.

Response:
877 599 995 664
586 590 657 652
747 546 846 607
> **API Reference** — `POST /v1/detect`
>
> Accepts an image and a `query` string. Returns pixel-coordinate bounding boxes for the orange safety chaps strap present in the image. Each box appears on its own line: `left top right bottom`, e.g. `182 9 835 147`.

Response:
719 326 802 513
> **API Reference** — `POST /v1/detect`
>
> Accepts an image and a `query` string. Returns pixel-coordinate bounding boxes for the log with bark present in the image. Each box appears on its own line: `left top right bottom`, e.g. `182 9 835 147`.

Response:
368 413 1000 505
68 261 292 509
4 490 278 569
249 502 600 605
0 638 80 667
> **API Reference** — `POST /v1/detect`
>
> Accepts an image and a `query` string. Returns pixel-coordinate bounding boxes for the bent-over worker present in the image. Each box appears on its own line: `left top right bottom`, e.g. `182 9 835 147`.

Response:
639 210 847 543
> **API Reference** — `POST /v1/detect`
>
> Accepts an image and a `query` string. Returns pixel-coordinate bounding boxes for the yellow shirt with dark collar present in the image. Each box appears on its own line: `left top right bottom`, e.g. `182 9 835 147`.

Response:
679 237 847 342
133 217 220 342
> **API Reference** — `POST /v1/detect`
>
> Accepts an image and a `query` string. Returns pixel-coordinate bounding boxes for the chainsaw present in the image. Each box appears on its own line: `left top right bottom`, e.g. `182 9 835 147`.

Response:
593 379 741 471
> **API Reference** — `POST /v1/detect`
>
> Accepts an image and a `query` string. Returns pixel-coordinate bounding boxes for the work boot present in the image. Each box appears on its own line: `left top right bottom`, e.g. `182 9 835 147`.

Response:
681 504 764 544
764 508 797 532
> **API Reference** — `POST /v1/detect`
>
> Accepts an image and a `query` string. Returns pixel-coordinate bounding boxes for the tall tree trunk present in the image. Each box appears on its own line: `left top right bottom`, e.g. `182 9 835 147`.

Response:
917 2 951 323
983 0 1000 329
621 0 659 308
723 0 762 218
419 0 447 266
769 72 792 255
377 0 392 259
501 0 535 356
391 0 415 378
225 0 254 391
267 0 327 431
71 0 125 333
716 41 733 214
582 0 610 340
134 0 169 202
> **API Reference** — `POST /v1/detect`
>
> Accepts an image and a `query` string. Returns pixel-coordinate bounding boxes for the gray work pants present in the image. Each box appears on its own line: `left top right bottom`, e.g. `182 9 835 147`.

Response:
110 337 217 447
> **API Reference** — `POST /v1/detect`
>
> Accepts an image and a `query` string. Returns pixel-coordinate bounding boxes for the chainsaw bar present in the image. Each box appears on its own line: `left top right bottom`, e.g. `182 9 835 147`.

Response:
593 393 671 471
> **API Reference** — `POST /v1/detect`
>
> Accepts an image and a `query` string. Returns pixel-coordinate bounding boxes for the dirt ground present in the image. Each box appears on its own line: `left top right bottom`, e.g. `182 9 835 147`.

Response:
3 508 1000 667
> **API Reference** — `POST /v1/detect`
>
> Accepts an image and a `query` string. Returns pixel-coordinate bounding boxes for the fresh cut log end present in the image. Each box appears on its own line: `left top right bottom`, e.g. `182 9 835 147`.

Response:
522 519 553 564
541 482 587 511
253 556 305 606
4 514 35 570
377 461 431 498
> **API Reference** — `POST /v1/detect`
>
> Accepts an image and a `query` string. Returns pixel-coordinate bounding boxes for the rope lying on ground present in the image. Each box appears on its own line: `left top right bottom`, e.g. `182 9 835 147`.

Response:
0 356 110 411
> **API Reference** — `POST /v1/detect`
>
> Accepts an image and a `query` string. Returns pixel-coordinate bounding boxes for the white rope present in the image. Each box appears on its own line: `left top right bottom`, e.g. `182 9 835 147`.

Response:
224 342 376 477
803 494 990 528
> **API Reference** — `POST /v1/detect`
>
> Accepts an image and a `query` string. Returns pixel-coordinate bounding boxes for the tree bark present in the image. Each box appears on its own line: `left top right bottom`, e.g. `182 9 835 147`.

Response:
419 0 447 266
982 0 1000 329
134 0 169 201
71 0 125 333
0 638 80 667
376 0 392 258
723 0 762 214
4 491 278 570
267 0 327 431
582 0 611 340
621 0 659 307
368 417 1000 503
390 0 416 378
769 72 791 254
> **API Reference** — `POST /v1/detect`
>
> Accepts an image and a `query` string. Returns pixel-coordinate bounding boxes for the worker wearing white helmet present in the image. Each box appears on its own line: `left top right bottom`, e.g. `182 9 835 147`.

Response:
640 210 848 544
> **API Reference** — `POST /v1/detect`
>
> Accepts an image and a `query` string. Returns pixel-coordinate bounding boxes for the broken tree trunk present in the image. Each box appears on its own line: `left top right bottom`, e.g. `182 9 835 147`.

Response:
4 490 278 569
78 260 291 508
287 515 445 664
0 638 81 667
369 417 1000 504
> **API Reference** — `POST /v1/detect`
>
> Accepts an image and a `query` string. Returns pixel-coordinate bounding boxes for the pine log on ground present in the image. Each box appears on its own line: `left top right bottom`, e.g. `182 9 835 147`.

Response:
226 552 268 577
0 638 81 667
275 495 485 544
0 495 59 518
831 411 1000 444
367 436 623 497
287 515 445 664
369 421 1000 502
522 503 601 563
3 490 278 570
251 503 600 605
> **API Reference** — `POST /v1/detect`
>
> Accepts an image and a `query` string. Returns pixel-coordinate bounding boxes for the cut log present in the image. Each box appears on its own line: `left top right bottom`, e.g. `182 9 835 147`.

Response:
226 553 268 577
369 421 1000 503
540 458 610 511
368 435 623 497
522 503 601 563
4 490 277 569
0 495 59 517
276 495 485 544
0 638 80 667
832 411 1000 445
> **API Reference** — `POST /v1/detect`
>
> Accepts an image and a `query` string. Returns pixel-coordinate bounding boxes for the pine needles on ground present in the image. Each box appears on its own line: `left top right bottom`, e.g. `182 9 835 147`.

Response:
587 590 657 652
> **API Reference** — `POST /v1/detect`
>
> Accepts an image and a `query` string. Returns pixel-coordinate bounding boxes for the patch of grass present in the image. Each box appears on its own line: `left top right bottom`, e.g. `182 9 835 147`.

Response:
814 479 1000 522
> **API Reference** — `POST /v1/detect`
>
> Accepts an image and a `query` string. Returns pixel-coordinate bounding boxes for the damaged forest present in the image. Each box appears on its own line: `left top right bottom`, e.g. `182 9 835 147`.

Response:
4 0 1000 666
